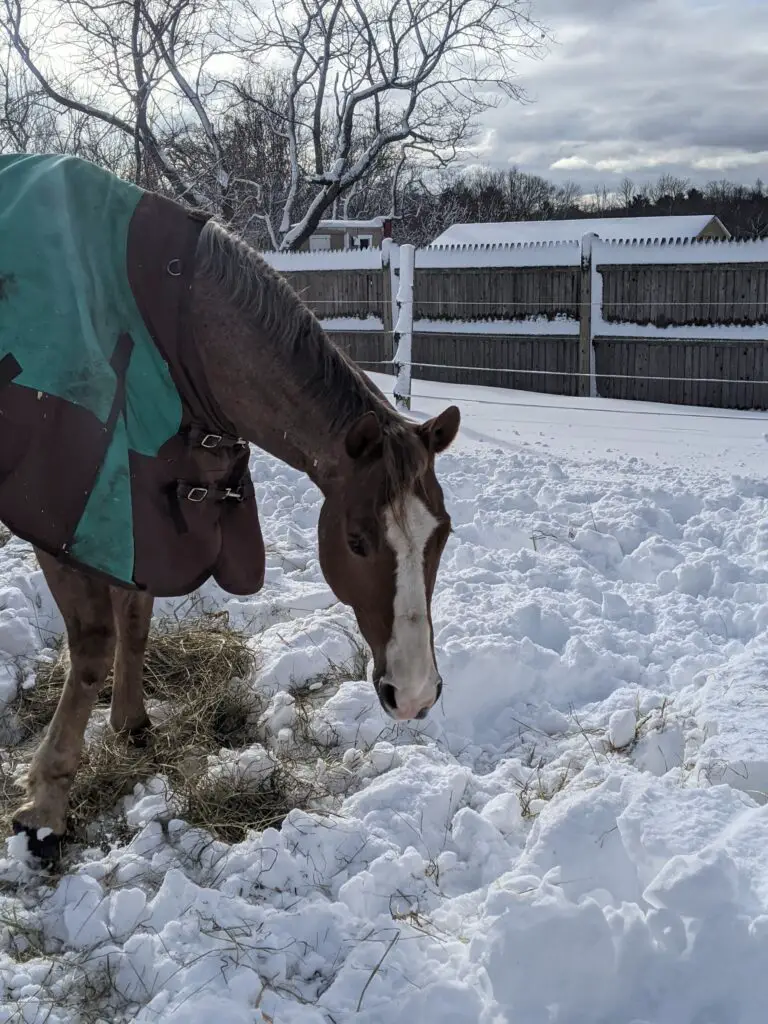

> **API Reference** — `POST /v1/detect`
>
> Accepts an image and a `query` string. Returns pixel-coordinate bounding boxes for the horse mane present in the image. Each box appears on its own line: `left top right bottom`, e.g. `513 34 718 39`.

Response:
195 218 427 505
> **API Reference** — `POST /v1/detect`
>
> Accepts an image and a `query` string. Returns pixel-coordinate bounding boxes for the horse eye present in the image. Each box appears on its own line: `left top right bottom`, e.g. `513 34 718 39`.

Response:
348 534 369 557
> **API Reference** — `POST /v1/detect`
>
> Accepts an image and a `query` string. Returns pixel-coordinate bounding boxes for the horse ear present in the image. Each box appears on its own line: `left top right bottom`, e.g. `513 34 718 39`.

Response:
345 411 382 460
418 405 460 455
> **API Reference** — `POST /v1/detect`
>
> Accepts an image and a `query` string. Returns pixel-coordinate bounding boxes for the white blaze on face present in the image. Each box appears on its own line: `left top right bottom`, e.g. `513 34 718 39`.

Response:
383 493 441 719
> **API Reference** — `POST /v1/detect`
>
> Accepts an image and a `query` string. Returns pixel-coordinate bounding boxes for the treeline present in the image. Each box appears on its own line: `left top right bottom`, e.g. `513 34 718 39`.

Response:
390 169 768 246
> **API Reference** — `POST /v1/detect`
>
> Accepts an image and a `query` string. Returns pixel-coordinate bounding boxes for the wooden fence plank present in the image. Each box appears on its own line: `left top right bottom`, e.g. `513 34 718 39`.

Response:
745 343 756 409
597 263 768 327
412 267 580 321
405 333 580 394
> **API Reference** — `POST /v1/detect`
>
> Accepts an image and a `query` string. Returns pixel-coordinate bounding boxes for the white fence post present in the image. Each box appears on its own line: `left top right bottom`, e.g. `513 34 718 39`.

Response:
579 232 598 398
393 243 415 411
380 239 395 359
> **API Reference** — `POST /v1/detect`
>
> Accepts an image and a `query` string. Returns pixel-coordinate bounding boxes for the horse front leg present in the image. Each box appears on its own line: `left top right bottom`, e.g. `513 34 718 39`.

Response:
109 587 153 739
13 551 116 859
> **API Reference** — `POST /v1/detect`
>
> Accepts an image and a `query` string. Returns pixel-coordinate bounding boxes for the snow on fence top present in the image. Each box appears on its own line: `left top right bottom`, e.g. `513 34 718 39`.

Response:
593 235 768 266
417 240 581 269
260 248 383 272
260 234 768 273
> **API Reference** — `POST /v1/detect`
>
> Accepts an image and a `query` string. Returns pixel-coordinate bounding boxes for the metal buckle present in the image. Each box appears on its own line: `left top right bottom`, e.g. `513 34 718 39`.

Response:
222 487 243 501
186 486 208 502
200 433 222 449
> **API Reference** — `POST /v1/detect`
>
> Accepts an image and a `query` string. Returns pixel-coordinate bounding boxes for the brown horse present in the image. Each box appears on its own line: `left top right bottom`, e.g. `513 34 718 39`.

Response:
11 215 460 858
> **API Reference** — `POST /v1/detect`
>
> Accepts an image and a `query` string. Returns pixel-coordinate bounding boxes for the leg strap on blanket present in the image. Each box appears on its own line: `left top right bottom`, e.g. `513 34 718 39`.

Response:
183 426 248 450
177 482 246 503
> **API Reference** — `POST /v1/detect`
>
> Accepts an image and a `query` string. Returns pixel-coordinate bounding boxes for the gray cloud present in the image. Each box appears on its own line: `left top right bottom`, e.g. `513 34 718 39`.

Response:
474 0 768 189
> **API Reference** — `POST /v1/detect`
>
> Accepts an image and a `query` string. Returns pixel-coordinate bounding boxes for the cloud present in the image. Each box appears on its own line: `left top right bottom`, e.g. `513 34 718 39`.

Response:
551 156 592 171
473 0 768 189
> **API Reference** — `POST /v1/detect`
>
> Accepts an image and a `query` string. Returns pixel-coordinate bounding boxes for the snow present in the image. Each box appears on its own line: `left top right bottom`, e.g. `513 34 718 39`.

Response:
318 315 384 331
608 708 638 749
415 315 579 335
314 218 389 230
418 241 581 268
594 320 768 340
261 249 382 271
262 232 768 282
431 214 728 247
4 376 768 1021
594 235 768 266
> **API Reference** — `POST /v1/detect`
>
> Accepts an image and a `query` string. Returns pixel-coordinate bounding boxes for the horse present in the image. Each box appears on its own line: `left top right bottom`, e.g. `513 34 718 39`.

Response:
0 155 460 859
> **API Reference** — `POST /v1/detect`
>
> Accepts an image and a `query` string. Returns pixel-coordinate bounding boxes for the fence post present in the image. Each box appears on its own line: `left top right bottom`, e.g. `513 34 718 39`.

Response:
579 233 598 398
393 243 415 410
380 239 395 373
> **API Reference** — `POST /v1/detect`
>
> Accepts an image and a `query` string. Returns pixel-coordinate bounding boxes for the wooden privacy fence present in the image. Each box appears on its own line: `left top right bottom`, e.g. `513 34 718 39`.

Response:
262 234 768 411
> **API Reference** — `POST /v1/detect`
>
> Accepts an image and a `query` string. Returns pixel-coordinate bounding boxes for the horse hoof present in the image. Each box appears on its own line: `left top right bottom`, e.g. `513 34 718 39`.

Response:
126 718 153 748
11 820 64 863
113 716 153 747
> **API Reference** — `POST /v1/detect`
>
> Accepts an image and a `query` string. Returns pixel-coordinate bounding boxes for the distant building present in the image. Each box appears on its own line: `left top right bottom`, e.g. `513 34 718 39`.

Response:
298 217 395 252
430 214 731 247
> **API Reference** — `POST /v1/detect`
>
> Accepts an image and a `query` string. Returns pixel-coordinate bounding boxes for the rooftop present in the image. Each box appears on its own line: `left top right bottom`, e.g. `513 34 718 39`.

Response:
430 215 730 247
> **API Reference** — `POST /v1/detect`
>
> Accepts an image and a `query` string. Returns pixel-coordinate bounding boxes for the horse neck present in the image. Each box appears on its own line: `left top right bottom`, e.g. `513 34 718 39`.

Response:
190 271 385 492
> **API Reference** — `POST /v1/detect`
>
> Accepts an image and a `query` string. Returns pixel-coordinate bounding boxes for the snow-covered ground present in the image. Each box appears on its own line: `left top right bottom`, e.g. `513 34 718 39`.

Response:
3 377 768 1022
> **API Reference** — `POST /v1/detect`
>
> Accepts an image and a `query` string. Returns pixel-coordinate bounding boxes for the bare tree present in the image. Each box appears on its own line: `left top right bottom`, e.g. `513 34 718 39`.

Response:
617 176 635 210
0 57 40 149
503 166 560 219
583 183 613 213
0 0 235 211
1 0 548 249
233 0 546 249
396 168 466 246
649 173 690 212
198 71 296 248
552 179 582 215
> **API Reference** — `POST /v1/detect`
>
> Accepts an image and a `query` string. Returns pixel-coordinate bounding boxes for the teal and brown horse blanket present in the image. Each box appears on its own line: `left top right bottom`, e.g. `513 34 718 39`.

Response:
0 153 264 596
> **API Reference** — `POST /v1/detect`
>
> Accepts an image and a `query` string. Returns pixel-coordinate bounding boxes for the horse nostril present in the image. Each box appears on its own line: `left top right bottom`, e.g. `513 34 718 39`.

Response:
435 679 443 702
379 682 397 711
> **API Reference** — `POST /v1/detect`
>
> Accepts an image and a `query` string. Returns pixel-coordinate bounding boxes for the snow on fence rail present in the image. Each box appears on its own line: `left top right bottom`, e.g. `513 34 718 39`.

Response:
262 248 384 272
261 235 768 411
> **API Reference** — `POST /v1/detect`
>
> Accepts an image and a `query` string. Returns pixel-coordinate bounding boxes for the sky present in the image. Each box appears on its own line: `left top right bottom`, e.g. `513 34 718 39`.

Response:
27 0 767 196
474 0 768 190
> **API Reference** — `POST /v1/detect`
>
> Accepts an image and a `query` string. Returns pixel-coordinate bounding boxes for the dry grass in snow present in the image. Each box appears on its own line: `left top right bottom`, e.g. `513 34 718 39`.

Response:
0 613 344 856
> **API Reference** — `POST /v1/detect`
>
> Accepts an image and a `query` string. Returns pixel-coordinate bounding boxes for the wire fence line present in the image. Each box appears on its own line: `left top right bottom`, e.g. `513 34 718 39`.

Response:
353 359 768 388
361 383 768 424
304 298 768 310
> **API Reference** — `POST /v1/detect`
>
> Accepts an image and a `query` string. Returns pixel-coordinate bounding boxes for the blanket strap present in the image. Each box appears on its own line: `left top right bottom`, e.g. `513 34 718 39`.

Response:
105 332 135 434
176 482 248 503
0 353 21 390
183 426 248 450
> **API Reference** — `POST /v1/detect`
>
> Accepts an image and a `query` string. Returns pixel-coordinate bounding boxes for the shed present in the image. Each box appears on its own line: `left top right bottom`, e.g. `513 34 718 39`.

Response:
430 214 730 247
299 217 394 252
